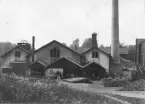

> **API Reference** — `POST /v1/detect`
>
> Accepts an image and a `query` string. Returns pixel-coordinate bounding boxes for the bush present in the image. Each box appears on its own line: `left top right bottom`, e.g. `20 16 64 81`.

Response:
101 77 130 87
120 79 145 91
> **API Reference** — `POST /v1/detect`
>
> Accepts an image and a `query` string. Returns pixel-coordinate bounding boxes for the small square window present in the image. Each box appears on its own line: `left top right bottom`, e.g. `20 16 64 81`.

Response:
15 51 21 58
92 52 98 58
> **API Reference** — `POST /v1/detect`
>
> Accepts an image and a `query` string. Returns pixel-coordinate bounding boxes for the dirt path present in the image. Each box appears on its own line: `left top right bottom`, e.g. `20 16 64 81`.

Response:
59 81 131 104
59 81 145 99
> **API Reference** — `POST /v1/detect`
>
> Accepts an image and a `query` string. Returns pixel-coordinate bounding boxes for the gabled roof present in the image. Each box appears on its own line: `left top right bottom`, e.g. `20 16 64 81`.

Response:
81 61 105 69
81 47 110 57
37 61 47 67
46 57 83 69
27 40 81 57
77 48 90 54
28 61 47 68
1 45 30 58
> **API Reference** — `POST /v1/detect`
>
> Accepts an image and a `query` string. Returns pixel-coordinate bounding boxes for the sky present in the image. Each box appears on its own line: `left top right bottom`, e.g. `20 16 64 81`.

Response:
0 0 144 49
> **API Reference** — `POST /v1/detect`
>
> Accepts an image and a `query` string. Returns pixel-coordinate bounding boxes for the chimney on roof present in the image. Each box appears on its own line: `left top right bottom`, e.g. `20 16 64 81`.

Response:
92 32 98 48
32 36 35 62
17 41 31 51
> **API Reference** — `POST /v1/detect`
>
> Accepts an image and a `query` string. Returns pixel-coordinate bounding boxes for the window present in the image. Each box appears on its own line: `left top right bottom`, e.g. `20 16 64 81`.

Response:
50 47 60 58
15 51 21 58
92 51 98 58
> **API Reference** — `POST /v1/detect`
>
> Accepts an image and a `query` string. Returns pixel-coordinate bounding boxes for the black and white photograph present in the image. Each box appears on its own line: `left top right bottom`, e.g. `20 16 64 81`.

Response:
0 0 145 103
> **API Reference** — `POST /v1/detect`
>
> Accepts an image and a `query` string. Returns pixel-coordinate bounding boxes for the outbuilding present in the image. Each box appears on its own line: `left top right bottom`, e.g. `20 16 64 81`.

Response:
27 61 47 77
45 57 82 79
81 61 106 80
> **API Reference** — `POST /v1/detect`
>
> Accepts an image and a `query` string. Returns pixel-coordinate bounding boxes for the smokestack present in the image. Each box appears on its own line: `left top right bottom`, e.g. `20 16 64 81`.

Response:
32 36 35 62
92 32 98 48
111 0 120 64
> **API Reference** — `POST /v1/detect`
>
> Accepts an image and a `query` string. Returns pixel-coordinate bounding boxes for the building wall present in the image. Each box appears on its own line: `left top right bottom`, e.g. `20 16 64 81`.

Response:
2 48 28 68
136 39 145 63
83 48 110 72
45 68 63 78
99 53 110 73
28 42 80 65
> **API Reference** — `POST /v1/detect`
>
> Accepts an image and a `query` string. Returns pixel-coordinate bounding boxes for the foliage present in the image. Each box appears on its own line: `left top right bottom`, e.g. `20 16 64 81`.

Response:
101 77 130 87
0 74 124 104
0 42 16 56
62 42 67 46
119 43 127 48
81 38 92 49
106 94 145 104
120 79 145 91
100 44 105 48
128 45 136 54
69 38 80 51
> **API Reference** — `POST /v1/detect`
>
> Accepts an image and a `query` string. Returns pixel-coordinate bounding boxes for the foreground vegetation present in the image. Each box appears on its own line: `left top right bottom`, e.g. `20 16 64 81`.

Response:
101 76 145 91
120 79 145 91
0 74 123 104
1 74 145 103
105 94 145 104
101 77 130 87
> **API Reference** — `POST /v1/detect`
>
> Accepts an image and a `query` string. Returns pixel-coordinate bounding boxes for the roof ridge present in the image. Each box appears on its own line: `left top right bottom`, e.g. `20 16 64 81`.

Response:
46 57 83 68
17 45 30 53
1 45 30 57
82 61 105 69
27 40 81 57
81 47 110 56
37 61 47 66
64 57 83 67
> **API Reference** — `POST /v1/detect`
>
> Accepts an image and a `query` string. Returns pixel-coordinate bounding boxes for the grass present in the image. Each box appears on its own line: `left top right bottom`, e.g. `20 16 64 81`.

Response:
101 77 130 87
120 79 145 91
1 74 145 104
105 93 145 104
0 74 124 104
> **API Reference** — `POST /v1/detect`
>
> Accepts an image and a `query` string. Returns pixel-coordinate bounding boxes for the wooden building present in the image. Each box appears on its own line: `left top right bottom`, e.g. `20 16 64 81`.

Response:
45 57 82 79
1 33 112 80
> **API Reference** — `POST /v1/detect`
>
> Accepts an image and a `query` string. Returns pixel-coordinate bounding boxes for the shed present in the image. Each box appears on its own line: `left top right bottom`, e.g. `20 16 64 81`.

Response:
2 61 29 76
28 61 47 77
81 62 106 80
46 57 83 78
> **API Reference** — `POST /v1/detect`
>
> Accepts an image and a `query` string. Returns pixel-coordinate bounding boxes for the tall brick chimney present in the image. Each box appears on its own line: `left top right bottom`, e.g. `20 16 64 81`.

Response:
92 32 98 48
32 36 35 62
111 0 120 64
110 0 122 77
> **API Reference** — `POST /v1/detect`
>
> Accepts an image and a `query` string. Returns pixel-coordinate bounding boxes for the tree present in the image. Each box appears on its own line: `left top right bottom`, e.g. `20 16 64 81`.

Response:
99 44 105 48
70 38 79 51
81 38 92 49
119 43 127 48
0 42 16 77
0 42 16 55
62 42 67 46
